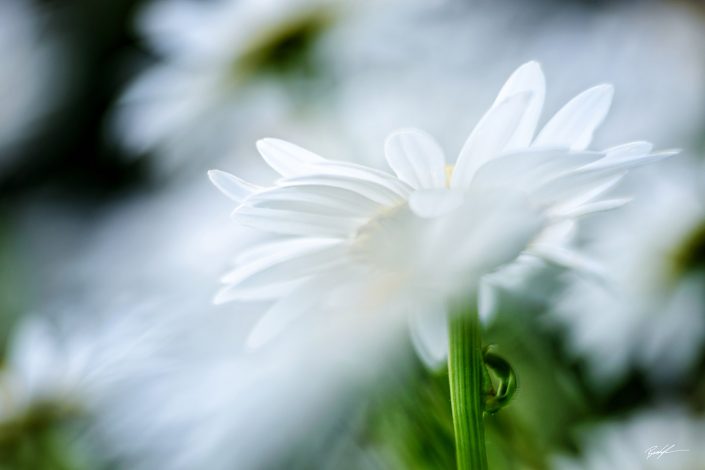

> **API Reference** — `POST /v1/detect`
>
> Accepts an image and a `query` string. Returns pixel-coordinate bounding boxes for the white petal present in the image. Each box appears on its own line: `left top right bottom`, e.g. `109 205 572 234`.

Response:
408 300 449 369
550 173 624 214
219 239 344 293
234 206 362 237
408 189 463 218
308 161 413 198
534 220 577 245
440 191 545 279
384 128 447 189
552 198 632 218
208 170 260 203
280 174 406 206
245 186 381 217
532 169 625 209
452 92 533 189
494 61 546 150
246 278 326 349
214 278 303 303
585 149 678 172
528 245 606 280
233 237 342 267
534 84 614 150
471 148 603 192
256 138 327 177
603 141 654 158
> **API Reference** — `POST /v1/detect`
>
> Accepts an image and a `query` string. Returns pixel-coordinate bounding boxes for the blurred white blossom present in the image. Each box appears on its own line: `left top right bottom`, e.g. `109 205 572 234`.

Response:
0 299 165 426
210 62 668 368
335 0 705 167
552 158 705 385
114 0 378 173
553 407 705 470
94 301 391 470
16 167 388 469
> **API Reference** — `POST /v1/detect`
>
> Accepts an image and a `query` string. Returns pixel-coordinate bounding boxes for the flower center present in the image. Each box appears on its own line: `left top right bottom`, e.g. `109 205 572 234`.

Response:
350 203 417 270
445 164 454 188
668 221 705 279
230 10 332 84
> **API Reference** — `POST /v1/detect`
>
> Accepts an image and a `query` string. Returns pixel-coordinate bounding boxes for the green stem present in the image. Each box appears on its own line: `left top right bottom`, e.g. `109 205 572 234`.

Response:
448 304 487 470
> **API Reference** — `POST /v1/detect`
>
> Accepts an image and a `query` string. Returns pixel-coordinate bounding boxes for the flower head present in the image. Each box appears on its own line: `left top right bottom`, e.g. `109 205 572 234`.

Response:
211 62 671 365
115 0 347 171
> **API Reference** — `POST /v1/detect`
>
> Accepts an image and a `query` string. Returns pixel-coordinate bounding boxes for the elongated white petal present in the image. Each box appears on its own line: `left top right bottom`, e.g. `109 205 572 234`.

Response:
222 239 339 284
442 191 545 277
213 278 303 303
256 138 327 177
234 206 363 237
494 61 546 150
528 245 606 280
553 198 632 218
551 173 624 213
408 189 463 218
384 128 447 189
246 278 326 349
279 174 406 206
408 300 449 368
533 169 626 209
245 185 381 217
233 237 342 267
604 141 654 159
471 148 603 191
585 150 678 172
534 84 614 150
208 170 260 202
535 220 577 245
308 161 413 198
452 92 532 189
220 241 344 297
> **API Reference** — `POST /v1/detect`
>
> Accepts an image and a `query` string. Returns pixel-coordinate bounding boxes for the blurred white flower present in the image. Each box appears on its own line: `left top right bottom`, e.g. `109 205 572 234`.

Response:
552 159 705 385
0 0 65 166
115 0 366 173
16 163 387 469
553 407 705 470
210 62 667 368
94 303 390 470
0 300 164 425
336 0 705 167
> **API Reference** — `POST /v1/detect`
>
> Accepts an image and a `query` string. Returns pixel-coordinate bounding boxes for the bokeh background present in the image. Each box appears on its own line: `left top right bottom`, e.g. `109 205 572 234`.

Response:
1 0 705 468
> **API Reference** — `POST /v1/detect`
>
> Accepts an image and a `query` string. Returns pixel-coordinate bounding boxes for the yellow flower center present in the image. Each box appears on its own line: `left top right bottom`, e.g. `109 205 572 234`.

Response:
445 164 454 188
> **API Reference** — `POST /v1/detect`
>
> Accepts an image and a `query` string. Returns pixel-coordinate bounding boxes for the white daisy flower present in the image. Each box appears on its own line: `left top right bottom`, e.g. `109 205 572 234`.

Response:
552 159 705 385
115 0 363 172
0 302 164 423
210 62 670 367
553 407 705 470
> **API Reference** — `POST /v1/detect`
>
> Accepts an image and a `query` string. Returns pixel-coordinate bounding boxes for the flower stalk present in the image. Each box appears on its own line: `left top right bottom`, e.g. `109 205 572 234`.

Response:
448 303 488 470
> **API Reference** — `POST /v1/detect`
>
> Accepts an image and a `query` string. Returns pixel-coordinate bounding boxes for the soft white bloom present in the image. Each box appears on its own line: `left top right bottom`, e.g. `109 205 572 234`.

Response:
336 0 705 168
210 62 668 367
0 0 65 166
94 305 390 470
553 407 705 470
17 170 387 468
552 159 705 385
19 176 244 307
115 0 366 172
0 300 164 425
